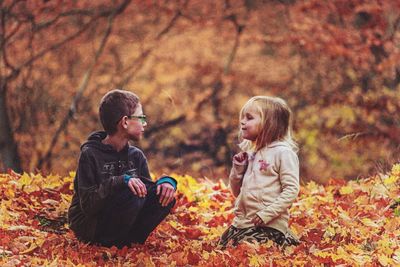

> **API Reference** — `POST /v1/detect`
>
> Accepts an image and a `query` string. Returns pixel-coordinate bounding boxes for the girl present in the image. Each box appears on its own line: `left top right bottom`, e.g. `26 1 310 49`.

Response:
219 96 300 247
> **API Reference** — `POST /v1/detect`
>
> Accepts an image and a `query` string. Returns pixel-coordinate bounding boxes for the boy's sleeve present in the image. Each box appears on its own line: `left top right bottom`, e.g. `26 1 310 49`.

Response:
77 150 125 217
138 152 152 180
256 149 300 224
156 176 178 190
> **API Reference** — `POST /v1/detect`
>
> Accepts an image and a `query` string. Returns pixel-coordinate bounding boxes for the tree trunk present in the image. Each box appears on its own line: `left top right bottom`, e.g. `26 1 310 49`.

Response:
0 83 22 173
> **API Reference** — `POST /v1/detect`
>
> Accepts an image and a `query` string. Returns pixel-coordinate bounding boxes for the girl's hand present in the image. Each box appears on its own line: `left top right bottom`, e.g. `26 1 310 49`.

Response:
252 215 263 226
233 152 248 165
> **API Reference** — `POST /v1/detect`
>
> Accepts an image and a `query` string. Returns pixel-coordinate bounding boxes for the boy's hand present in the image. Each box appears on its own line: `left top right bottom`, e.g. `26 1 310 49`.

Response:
233 152 248 165
252 214 263 226
157 183 175 207
127 178 147 197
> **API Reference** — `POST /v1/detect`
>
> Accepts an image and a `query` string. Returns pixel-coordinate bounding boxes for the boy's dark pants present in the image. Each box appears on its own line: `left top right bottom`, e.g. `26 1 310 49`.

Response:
94 182 175 247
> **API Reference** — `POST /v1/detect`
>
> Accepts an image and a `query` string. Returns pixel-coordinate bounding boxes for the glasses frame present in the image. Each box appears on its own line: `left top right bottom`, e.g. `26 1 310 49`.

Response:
127 114 147 124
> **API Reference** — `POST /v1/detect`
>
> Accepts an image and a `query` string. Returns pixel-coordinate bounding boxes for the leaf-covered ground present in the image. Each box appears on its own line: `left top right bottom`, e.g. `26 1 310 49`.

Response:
1 165 399 266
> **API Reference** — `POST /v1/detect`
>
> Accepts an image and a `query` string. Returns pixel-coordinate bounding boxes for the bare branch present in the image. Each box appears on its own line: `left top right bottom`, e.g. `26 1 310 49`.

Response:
119 0 189 87
223 8 245 74
33 10 96 32
0 4 20 72
37 10 120 170
145 115 186 138
155 9 182 40
12 0 133 77
18 18 96 71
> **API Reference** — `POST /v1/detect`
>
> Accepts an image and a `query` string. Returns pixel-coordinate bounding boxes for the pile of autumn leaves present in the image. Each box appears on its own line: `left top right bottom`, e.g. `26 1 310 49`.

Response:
0 165 399 266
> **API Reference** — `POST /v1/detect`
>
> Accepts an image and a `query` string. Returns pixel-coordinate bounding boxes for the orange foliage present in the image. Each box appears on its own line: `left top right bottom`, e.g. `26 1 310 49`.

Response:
0 165 399 266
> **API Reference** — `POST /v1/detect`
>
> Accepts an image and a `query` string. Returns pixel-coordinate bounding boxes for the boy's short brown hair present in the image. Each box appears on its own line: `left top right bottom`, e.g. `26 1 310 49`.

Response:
99 89 139 135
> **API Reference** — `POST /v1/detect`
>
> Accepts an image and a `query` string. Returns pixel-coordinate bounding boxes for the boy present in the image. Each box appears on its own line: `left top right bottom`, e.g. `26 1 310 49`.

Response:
68 89 177 248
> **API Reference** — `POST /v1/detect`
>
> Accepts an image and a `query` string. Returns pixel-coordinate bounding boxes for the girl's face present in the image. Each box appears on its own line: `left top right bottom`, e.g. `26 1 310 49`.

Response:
240 107 262 141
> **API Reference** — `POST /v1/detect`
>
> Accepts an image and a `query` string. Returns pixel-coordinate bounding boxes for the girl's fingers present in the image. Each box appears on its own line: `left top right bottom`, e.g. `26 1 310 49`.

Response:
234 154 243 162
234 152 248 163
253 216 263 225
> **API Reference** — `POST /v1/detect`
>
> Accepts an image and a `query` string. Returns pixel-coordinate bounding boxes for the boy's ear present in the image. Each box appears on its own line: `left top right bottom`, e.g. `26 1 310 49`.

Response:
122 117 128 129
118 116 128 129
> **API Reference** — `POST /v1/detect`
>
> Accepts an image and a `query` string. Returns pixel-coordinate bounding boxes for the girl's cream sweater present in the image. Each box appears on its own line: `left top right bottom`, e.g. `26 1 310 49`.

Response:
229 141 300 235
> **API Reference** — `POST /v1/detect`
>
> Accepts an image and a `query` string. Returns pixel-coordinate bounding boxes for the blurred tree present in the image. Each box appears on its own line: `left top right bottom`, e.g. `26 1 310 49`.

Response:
0 0 399 182
0 0 134 172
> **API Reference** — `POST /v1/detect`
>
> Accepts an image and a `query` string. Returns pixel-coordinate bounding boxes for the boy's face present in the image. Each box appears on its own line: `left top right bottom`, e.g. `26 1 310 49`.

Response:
125 103 147 141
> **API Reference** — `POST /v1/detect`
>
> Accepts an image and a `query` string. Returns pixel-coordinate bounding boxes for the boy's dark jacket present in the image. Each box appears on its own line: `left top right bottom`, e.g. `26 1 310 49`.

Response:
68 131 154 242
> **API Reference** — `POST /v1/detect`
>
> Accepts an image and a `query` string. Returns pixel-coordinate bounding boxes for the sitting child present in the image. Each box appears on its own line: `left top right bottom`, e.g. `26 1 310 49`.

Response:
68 89 177 248
219 96 300 247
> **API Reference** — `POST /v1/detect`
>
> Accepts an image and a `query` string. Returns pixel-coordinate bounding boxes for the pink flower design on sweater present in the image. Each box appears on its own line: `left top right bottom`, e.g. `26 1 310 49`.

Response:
259 160 270 172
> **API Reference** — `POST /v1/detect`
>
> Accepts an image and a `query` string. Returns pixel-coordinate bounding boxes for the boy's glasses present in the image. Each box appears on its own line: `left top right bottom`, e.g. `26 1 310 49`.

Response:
127 115 147 124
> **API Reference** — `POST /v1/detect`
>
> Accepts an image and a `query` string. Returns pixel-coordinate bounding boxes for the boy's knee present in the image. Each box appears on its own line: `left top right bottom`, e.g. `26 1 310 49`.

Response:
125 194 146 210
168 198 176 209
160 198 176 212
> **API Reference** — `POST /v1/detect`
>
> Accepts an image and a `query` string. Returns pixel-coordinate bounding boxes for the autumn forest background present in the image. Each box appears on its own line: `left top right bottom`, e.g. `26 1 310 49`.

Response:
1 0 400 183
1 0 400 266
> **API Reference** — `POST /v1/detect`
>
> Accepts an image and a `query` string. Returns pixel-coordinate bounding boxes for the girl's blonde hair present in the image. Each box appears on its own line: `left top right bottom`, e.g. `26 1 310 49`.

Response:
238 96 298 152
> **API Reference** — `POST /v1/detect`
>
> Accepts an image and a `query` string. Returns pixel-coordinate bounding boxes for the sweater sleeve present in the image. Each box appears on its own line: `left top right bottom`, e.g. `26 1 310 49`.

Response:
77 150 125 217
137 152 152 180
256 149 300 224
229 159 247 197
156 176 178 190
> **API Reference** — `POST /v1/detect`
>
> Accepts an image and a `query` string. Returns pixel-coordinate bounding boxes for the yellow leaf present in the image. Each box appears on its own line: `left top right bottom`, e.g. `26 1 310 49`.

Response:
324 225 336 238
248 254 265 267
361 218 380 227
188 206 199 212
314 250 330 258
345 244 363 254
393 249 400 264
391 164 400 176
351 254 371 265
339 185 353 195
18 173 32 187
378 254 393 266
202 251 210 260
383 175 398 185
20 238 45 254
332 246 349 261
5 188 15 198
377 238 394 256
